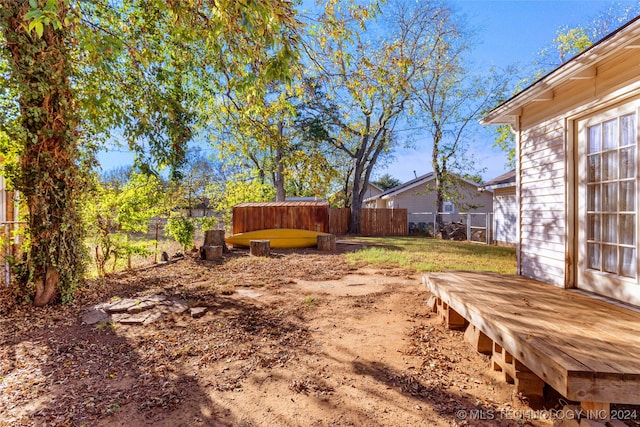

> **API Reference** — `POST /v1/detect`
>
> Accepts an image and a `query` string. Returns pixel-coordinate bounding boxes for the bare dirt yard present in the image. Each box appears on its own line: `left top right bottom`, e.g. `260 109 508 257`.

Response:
0 244 586 426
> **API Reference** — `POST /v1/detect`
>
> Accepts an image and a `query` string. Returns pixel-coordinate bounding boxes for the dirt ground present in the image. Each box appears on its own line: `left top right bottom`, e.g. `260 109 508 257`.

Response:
0 244 591 426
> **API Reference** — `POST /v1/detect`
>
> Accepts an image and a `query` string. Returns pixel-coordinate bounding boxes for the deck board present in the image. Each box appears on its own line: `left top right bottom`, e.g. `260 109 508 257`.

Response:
424 271 640 404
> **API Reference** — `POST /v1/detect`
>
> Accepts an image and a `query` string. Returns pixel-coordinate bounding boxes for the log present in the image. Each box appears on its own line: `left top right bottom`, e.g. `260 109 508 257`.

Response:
201 245 223 260
203 229 228 253
249 240 270 257
317 234 336 251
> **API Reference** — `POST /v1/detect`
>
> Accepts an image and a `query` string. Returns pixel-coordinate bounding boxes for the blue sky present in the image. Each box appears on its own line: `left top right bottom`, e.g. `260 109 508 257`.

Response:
97 0 636 184
384 0 634 183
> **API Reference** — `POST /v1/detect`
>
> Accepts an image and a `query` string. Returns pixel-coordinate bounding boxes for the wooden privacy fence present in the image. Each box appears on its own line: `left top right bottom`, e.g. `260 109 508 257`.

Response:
233 203 407 237
360 208 408 236
329 208 350 235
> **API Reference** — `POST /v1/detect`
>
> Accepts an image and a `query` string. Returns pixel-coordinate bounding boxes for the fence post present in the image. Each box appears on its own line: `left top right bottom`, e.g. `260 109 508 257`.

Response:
486 212 491 244
466 213 471 242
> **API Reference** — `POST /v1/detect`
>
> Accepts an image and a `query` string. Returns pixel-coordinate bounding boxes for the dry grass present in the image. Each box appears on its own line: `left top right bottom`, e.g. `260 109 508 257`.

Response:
344 236 516 274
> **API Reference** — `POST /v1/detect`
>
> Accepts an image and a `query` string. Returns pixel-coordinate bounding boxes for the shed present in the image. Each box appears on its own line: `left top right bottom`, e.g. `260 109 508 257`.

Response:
232 201 330 235
481 16 640 306
480 170 516 247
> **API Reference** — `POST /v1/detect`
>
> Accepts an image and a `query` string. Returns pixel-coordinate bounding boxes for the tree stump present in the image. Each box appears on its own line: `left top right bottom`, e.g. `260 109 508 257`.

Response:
250 240 270 257
201 245 223 260
317 234 336 251
203 229 228 253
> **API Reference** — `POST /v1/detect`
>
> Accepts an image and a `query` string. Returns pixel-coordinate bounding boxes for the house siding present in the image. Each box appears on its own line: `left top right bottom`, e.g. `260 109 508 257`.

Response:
518 118 567 288
492 187 517 245
395 181 494 226
513 32 640 290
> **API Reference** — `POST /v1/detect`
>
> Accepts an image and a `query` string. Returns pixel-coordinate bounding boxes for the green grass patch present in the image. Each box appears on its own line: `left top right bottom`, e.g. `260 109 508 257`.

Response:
345 237 516 274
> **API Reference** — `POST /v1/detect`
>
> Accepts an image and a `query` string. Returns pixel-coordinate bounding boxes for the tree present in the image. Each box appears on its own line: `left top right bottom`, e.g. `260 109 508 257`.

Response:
301 0 432 233
409 2 510 225
209 174 276 229
0 1 87 305
173 147 218 217
84 172 164 276
372 173 401 190
0 0 300 306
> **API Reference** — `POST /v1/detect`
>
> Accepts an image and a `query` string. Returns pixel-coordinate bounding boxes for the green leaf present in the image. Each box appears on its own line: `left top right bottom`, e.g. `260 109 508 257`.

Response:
35 21 44 38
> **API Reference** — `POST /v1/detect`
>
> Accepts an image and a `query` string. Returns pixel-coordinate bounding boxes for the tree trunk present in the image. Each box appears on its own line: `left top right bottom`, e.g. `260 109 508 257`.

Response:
34 268 59 307
201 245 223 260
249 240 270 257
317 234 336 251
203 229 228 253
274 121 286 202
349 158 365 234
1 2 86 306
432 130 445 230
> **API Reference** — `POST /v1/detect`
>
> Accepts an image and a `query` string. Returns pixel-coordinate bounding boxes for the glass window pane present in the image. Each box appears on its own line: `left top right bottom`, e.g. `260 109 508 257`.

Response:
620 214 635 245
620 181 635 212
603 245 618 273
588 154 600 182
588 243 601 270
603 151 618 180
620 147 635 179
587 184 600 211
621 247 636 278
603 183 617 211
603 119 618 150
589 124 601 153
603 214 617 243
588 213 600 240
584 111 636 281
621 114 636 147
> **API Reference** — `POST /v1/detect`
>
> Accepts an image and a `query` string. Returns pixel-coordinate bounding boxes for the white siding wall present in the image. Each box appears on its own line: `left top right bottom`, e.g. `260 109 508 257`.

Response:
514 39 640 289
518 119 567 287
492 187 517 245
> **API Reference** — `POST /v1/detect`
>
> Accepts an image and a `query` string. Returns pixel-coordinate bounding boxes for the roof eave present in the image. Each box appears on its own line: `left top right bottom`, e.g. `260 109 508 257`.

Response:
480 17 640 127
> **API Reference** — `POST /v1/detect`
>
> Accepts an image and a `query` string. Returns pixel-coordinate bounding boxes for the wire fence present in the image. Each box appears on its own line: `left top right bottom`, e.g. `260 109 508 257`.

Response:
408 212 493 244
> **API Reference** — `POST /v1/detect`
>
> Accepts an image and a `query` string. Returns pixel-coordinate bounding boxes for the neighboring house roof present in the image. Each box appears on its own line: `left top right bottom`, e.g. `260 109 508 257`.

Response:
367 182 384 192
364 172 483 202
365 172 435 202
481 15 640 127
481 169 516 191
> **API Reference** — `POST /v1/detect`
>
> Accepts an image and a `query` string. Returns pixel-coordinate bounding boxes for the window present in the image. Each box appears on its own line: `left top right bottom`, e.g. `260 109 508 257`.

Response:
443 201 454 213
586 113 637 278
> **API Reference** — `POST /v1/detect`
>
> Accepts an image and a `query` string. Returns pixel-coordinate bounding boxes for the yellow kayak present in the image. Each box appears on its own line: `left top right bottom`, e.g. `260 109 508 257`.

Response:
225 228 330 249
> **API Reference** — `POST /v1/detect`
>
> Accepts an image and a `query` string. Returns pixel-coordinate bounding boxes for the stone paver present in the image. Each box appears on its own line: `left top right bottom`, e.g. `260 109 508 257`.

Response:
82 295 199 326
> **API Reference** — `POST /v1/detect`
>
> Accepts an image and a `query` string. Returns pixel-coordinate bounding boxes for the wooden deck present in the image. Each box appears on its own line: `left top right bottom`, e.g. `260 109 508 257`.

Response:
423 271 640 407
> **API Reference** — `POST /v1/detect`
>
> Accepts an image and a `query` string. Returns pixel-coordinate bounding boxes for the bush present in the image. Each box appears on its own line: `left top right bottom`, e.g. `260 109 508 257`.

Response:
165 214 195 253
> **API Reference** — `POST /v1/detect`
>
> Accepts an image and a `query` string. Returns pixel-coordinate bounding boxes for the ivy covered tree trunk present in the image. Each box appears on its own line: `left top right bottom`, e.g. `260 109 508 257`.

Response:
1 1 86 306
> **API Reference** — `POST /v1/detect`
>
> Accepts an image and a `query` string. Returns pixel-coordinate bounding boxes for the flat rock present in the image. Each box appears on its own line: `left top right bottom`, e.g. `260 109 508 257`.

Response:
164 299 189 314
104 298 138 313
143 311 165 325
141 295 167 303
115 312 152 325
236 289 262 298
81 308 110 325
190 307 207 318
127 300 157 313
